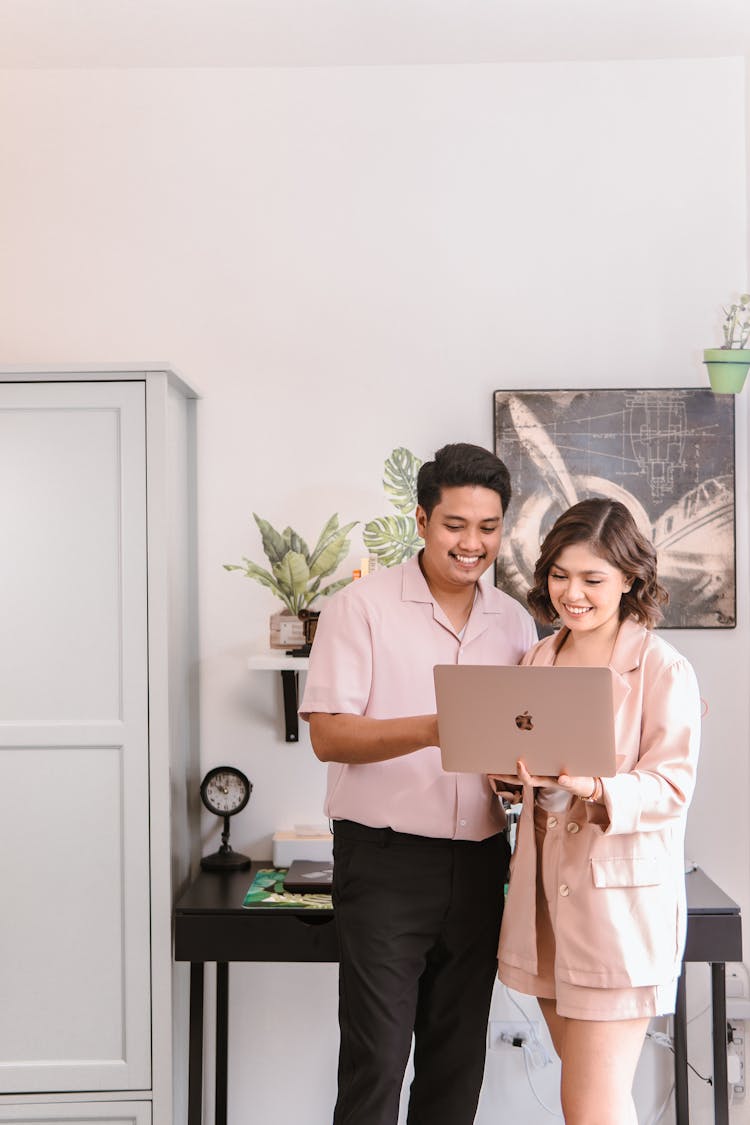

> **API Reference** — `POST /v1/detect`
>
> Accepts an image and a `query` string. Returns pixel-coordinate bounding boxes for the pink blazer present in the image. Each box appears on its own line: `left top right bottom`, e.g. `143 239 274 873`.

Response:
498 617 702 989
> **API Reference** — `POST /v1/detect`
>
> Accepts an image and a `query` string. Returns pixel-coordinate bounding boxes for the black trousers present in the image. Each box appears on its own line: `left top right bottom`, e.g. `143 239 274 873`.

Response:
331 820 510 1125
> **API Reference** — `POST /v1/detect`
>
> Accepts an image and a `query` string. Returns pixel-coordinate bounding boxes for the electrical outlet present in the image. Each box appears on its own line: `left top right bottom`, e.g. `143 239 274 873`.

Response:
488 1019 541 1050
727 967 745 999
728 1021 746 1099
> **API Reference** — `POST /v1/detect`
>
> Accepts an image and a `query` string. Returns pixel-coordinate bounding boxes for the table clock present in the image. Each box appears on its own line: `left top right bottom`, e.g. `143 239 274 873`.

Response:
199 765 253 871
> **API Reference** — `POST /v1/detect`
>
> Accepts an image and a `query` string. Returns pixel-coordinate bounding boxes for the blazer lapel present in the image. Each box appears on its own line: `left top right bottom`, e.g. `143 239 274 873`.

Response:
608 618 647 716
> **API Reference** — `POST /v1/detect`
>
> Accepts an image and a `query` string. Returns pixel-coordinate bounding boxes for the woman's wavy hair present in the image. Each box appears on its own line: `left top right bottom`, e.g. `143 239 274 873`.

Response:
527 498 669 629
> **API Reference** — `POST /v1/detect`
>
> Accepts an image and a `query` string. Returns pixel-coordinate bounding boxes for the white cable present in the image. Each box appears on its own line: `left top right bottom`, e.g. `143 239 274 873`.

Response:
503 986 554 1067
645 1082 674 1125
642 1020 675 1125
521 1042 563 1118
687 1002 711 1025
646 1030 674 1050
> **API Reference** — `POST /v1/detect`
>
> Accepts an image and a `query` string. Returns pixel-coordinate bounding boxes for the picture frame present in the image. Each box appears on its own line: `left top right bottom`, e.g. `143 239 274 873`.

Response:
493 388 736 629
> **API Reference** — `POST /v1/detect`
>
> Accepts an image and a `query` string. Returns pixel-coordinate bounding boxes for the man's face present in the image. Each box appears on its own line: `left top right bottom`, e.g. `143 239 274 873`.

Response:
416 485 503 591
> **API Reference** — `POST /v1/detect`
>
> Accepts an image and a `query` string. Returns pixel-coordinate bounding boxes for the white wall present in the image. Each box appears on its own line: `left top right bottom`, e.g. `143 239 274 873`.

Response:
0 57 747 1124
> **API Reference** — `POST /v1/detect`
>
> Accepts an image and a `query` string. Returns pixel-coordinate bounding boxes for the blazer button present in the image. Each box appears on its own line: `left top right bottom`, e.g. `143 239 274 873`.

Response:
547 816 558 829
566 822 580 834
559 884 570 897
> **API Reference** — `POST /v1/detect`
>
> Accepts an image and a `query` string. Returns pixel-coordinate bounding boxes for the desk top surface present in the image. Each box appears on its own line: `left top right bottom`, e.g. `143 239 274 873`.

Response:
685 866 740 915
175 862 739 918
175 862 334 917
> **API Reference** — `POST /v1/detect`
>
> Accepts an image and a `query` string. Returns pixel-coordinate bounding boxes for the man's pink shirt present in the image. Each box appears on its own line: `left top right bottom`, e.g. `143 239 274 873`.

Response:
300 554 537 840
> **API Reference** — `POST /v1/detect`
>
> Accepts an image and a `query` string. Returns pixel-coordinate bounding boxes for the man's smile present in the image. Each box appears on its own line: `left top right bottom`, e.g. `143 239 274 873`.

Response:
450 551 486 567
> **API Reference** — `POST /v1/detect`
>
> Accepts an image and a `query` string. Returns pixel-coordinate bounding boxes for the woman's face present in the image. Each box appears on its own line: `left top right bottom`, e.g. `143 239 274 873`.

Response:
547 541 631 640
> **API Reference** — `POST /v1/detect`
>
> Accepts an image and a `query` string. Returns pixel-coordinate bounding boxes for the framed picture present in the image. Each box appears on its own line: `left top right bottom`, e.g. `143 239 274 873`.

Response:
493 388 735 628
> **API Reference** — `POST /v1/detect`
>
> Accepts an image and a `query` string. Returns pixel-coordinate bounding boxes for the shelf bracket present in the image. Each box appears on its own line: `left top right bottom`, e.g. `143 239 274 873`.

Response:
280 669 300 742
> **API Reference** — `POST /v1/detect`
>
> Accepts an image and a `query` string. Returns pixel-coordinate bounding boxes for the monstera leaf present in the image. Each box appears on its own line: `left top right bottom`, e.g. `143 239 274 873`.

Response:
363 447 423 567
363 514 422 567
383 447 422 514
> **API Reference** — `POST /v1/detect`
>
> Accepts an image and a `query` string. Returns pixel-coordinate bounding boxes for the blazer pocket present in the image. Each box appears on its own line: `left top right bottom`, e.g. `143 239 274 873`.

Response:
591 855 666 888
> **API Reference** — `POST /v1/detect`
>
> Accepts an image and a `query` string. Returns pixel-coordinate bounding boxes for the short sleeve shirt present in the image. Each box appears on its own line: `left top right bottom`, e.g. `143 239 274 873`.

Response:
300 553 537 840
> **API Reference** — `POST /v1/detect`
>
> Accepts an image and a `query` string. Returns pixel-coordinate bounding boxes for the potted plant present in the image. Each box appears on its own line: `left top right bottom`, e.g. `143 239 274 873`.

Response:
225 512 357 649
704 293 750 394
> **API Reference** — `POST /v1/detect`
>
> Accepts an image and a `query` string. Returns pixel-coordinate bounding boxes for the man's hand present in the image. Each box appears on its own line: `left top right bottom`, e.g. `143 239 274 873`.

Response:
487 774 523 803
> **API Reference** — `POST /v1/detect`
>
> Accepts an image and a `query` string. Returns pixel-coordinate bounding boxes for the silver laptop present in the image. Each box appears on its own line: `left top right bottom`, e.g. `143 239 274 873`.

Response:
434 664 617 777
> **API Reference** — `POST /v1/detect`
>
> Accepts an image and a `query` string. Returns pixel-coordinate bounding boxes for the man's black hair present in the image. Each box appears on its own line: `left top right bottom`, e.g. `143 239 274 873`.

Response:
416 443 511 517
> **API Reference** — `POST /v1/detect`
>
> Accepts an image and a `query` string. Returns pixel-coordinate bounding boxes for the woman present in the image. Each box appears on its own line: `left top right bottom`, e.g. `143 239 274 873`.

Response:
492 498 701 1125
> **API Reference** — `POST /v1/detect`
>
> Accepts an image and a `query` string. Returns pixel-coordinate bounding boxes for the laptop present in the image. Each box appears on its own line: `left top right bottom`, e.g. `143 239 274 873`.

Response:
434 664 617 777
283 859 334 894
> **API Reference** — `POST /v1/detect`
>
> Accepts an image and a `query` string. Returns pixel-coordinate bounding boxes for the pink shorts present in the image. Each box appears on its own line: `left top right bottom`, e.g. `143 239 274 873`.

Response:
498 804 677 1021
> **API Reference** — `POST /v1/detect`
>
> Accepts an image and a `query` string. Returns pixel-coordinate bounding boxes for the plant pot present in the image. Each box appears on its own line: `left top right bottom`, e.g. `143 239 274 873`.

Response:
269 610 306 650
703 348 750 394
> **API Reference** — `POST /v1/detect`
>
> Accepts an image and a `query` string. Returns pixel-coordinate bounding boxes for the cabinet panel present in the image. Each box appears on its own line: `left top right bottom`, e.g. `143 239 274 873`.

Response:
0 383 145 721
0 1103 150 1124
0 383 150 1094
0 747 127 1062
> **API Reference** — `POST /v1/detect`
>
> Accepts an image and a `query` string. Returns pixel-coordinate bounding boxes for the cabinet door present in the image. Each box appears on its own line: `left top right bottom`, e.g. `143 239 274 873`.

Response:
0 382 150 1092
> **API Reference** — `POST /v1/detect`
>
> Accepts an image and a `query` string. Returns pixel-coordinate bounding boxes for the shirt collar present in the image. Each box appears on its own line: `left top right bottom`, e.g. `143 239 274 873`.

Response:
541 615 646 672
400 551 501 616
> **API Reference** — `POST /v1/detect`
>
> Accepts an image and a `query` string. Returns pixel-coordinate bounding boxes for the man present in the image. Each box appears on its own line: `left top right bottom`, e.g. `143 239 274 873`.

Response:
300 443 536 1125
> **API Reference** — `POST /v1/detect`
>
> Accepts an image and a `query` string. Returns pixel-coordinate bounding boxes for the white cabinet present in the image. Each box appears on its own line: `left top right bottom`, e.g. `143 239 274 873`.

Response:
0 368 199 1125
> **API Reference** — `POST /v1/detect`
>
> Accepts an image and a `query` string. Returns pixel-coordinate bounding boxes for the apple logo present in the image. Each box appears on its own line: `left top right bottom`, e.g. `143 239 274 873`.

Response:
515 711 534 732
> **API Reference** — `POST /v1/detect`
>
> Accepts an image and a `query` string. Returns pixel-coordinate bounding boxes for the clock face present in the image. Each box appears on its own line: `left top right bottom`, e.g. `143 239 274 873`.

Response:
200 766 252 817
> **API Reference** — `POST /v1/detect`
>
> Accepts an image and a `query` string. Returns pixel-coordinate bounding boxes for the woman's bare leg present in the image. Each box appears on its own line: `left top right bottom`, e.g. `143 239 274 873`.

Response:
538 1000 649 1125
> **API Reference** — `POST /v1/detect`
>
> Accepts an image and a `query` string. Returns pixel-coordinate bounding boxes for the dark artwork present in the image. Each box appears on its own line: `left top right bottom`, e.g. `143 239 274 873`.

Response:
494 389 735 629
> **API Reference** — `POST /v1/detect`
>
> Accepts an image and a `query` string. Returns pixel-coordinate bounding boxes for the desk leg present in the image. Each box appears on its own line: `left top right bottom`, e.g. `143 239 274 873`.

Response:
712 962 729 1125
281 669 299 742
216 962 229 1125
674 965 689 1125
188 962 205 1125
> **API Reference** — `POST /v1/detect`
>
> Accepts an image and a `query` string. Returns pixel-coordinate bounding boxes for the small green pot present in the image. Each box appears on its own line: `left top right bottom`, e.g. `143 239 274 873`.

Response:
703 348 750 394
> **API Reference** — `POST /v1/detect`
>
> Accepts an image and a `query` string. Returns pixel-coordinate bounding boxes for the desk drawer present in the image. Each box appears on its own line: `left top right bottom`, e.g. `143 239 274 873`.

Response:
175 912 339 963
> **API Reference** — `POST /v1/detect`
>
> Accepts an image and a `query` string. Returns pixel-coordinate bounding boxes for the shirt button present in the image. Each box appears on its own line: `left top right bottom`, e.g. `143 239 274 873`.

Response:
566 822 580 834
459 819 467 827
559 884 570 897
547 816 558 829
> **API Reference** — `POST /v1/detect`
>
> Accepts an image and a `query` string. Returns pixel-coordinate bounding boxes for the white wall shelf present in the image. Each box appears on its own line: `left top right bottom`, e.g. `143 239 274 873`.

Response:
248 652 309 741
247 652 310 671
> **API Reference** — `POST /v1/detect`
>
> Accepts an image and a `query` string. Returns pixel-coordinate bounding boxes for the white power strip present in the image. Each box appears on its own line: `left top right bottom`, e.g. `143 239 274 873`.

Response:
728 1019 746 1099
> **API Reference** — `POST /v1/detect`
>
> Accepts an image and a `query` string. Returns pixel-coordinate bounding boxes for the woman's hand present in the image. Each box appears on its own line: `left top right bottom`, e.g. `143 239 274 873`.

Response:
556 772 599 800
513 759 599 801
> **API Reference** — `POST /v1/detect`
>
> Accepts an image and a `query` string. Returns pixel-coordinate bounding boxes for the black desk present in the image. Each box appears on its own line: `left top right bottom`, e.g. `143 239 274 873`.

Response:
174 863 740 1125
677 867 742 1124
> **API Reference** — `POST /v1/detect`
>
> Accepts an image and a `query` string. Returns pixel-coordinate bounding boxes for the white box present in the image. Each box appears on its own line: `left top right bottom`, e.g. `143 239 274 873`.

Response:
273 829 333 866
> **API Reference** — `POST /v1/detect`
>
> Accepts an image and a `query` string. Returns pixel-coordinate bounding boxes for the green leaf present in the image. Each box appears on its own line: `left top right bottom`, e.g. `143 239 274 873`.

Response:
383 448 422 515
228 558 292 610
363 515 422 566
309 514 356 569
309 513 338 556
281 526 311 562
314 576 353 600
272 551 311 614
309 523 357 579
253 513 288 566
